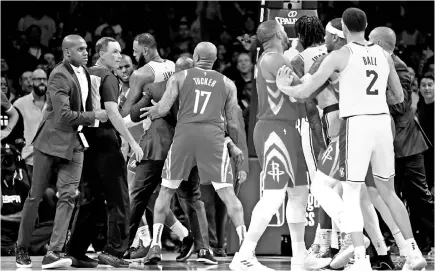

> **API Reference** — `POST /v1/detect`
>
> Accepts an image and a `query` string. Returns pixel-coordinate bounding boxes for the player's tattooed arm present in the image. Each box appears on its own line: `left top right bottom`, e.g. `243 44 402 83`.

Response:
224 76 243 147
140 74 179 120
384 53 405 105
290 55 305 79
119 69 154 117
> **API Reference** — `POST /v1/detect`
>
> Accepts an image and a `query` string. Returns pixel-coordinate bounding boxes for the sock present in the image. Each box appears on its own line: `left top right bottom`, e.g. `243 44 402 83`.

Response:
313 224 321 244
170 220 188 241
292 241 307 258
354 246 366 261
150 223 164 248
392 231 407 256
319 229 331 250
331 226 339 249
138 225 151 246
236 225 246 244
132 231 140 248
374 238 388 256
405 238 421 255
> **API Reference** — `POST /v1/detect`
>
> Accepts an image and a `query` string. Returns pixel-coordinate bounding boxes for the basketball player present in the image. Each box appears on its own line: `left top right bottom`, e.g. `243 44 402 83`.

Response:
288 15 336 259
230 20 331 271
276 8 426 270
287 18 402 270
140 42 247 265
118 34 196 261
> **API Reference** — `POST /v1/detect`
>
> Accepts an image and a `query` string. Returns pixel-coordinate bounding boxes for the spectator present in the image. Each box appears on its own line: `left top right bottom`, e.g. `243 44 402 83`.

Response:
17 5 56 47
1 75 15 102
195 1 223 44
423 56 434 74
212 44 231 73
18 71 34 99
94 14 122 38
243 13 256 36
172 20 194 60
417 73 434 193
0 92 19 145
18 25 50 76
13 68 48 182
234 52 253 100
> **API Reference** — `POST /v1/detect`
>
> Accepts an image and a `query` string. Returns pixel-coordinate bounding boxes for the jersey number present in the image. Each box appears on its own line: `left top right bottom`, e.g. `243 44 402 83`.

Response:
366 70 379 95
193 89 211 114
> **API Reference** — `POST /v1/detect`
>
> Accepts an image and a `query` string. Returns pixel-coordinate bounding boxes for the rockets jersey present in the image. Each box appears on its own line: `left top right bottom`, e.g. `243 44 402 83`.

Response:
146 60 176 83
338 42 390 118
256 52 299 122
298 44 328 74
176 67 226 130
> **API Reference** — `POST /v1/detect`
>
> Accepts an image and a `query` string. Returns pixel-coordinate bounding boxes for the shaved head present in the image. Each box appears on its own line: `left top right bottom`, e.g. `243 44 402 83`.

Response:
62 35 86 50
32 68 47 79
193 42 217 63
175 56 194 72
369 27 396 53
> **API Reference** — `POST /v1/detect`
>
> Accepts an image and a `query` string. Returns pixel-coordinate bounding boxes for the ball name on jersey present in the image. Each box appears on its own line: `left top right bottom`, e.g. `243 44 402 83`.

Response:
193 77 217 87
362 56 378 66
311 53 326 63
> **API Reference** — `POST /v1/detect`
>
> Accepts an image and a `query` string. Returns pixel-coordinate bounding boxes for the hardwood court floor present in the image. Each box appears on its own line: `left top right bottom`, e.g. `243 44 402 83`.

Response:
1 253 434 270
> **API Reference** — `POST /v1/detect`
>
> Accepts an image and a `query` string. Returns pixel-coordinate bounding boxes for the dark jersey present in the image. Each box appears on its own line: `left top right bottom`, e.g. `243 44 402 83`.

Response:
177 67 227 131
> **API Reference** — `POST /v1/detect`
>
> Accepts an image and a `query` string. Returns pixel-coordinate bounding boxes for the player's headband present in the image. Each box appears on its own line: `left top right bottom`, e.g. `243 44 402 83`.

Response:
326 22 345 39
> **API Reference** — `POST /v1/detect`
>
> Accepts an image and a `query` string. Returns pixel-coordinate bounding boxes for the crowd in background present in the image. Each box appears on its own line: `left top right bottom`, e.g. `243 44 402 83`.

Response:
1 0 434 256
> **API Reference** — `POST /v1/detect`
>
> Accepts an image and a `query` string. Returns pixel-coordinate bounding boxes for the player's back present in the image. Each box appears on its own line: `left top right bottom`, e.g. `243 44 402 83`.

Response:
177 67 226 130
256 52 299 122
146 60 176 102
298 44 328 74
339 42 390 118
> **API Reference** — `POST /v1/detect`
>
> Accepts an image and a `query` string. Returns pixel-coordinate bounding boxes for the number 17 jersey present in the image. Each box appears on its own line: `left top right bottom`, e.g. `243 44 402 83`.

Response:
338 42 390 118
177 67 226 131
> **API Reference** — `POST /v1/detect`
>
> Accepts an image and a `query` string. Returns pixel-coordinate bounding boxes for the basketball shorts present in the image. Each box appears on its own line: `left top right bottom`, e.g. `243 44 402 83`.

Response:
162 124 233 190
253 120 308 190
338 114 395 182
321 104 341 143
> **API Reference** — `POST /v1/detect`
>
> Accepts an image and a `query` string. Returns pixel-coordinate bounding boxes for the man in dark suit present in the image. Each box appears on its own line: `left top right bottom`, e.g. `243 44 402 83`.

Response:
15 35 108 269
369 27 434 253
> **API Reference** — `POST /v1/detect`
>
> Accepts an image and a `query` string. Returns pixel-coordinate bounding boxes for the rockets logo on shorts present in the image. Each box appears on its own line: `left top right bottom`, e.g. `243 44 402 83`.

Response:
267 161 285 182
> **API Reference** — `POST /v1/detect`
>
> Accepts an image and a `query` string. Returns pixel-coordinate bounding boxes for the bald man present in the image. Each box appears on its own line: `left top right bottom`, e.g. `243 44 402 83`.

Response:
15 35 108 269
370 27 434 258
141 42 248 265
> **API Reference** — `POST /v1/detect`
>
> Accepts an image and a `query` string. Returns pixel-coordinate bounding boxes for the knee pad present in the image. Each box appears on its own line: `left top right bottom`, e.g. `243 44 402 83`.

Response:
286 186 309 223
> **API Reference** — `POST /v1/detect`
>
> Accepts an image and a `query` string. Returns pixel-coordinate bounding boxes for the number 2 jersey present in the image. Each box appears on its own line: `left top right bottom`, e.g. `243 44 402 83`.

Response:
176 67 227 131
338 42 390 118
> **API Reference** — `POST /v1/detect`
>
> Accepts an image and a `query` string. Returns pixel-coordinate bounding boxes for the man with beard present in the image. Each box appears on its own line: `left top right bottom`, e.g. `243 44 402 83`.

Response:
13 69 48 180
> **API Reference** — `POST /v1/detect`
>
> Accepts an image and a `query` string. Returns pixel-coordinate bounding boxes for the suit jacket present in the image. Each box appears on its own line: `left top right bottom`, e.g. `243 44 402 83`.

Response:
389 54 428 158
32 60 96 160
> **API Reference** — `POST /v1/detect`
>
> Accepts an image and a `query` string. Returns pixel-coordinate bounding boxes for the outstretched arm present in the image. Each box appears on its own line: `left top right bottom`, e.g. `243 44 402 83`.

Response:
277 49 347 99
139 73 180 120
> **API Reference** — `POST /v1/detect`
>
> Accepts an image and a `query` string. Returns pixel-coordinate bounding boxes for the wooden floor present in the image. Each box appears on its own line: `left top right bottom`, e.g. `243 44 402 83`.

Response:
1 253 434 270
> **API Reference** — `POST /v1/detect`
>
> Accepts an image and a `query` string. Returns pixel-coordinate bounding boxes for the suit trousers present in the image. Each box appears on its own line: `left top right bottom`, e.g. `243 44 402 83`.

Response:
17 146 84 252
394 153 434 243
128 161 209 251
67 130 130 258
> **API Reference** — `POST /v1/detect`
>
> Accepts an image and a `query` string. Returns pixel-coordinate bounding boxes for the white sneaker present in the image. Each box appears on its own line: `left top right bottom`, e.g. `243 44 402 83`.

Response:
291 251 331 270
229 252 274 271
329 234 370 269
402 250 427 271
344 255 372 271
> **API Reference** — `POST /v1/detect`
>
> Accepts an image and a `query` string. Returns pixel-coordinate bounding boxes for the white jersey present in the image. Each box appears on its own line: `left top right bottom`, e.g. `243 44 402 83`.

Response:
298 44 328 74
338 42 390 118
146 60 175 83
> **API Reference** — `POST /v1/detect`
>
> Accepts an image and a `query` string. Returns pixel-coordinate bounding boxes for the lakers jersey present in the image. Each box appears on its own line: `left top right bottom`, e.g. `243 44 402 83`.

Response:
177 68 226 130
256 52 299 122
338 42 390 118
146 60 175 83
299 45 338 110
298 45 328 74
